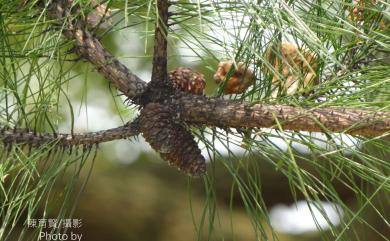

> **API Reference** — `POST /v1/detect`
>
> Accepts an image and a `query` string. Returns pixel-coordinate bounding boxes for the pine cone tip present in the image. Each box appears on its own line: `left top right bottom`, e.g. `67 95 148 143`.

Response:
169 67 206 95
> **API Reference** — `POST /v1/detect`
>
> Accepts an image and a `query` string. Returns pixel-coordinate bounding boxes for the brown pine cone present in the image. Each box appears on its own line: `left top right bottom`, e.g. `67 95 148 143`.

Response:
139 103 206 176
169 67 206 95
213 60 254 94
263 42 318 98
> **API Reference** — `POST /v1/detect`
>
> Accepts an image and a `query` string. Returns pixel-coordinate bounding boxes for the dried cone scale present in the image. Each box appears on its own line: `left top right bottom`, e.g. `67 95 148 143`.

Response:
264 42 318 98
139 103 206 176
214 60 254 94
169 67 206 95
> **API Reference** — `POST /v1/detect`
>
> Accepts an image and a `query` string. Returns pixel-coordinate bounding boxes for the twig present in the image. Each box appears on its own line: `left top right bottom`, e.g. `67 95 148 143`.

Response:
150 0 169 85
48 0 147 99
176 95 390 137
1 121 140 146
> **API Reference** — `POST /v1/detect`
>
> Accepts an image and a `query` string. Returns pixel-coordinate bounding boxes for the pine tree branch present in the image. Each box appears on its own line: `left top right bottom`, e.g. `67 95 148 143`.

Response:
150 0 169 84
1 121 140 146
48 0 147 99
42 1 390 147
140 0 174 105
176 95 390 137
2 0 386 178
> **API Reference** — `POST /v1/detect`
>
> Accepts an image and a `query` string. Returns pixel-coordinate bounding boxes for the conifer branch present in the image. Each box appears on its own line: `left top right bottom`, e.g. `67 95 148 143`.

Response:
176 95 390 137
19 0 387 156
150 0 169 85
1 122 140 146
48 0 147 99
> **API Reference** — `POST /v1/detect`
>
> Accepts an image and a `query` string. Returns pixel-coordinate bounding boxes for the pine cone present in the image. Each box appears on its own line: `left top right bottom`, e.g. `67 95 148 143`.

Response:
214 60 254 94
263 42 318 98
169 67 206 95
139 103 206 176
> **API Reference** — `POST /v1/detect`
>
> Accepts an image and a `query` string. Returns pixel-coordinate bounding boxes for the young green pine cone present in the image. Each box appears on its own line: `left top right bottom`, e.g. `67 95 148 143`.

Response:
169 67 206 95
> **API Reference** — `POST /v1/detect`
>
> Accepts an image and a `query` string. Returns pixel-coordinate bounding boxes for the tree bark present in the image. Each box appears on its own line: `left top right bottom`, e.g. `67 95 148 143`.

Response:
1 123 139 146
48 0 147 99
176 95 390 137
150 0 169 84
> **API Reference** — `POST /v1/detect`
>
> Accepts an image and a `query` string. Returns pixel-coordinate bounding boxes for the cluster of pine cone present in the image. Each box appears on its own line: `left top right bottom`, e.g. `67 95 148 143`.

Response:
142 43 318 176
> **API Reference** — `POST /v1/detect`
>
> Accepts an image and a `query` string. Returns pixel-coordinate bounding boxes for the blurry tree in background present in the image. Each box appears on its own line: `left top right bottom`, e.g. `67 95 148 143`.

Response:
0 0 389 240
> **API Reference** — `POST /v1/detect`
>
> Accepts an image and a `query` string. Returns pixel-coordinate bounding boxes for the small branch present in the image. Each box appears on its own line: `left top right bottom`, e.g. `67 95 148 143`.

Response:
176 95 390 137
48 0 147 99
1 122 140 146
150 0 169 84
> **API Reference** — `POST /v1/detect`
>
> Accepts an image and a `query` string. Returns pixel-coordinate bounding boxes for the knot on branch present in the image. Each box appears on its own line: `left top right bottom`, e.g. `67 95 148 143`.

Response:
139 103 206 177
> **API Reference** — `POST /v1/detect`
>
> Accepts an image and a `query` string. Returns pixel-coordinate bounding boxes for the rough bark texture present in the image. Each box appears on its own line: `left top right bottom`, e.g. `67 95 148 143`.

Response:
48 0 147 99
176 95 390 137
1 123 139 146
138 0 175 105
150 0 169 84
